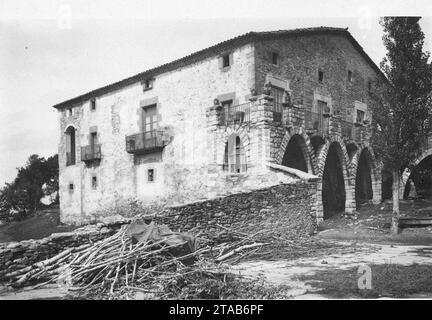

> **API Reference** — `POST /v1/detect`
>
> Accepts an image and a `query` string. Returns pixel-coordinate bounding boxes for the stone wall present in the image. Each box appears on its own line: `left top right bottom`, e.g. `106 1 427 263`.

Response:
155 181 318 239
0 223 122 281
253 34 383 218
58 43 255 224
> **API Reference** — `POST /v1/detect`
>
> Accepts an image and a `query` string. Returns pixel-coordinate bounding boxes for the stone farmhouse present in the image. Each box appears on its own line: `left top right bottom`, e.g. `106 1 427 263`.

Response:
53 27 386 226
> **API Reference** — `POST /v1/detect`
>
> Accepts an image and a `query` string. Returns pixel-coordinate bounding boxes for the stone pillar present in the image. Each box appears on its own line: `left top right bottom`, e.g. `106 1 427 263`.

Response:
315 177 324 225
329 115 342 138
372 178 382 204
206 104 222 171
345 185 356 215
248 94 274 172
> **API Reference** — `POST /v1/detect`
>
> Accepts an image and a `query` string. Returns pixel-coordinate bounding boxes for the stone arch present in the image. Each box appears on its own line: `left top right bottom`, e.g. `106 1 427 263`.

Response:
276 127 315 173
215 127 250 171
399 148 432 199
316 136 355 219
346 142 360 161
350 145 381 206
316 135 351 178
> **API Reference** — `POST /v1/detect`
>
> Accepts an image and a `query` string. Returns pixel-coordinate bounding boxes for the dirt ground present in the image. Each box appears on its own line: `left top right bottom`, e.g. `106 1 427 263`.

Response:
1 200 432 300
232 199 432 299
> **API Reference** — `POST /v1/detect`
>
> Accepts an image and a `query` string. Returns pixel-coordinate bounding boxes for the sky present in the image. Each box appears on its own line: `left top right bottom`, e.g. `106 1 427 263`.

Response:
0 0 432 186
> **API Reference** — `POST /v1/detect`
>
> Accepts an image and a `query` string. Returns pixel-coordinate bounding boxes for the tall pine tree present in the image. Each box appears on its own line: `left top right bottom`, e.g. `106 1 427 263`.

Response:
371 17 432 233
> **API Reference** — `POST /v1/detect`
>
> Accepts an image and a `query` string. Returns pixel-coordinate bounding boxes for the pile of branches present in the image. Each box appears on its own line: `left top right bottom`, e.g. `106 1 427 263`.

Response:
2 222 334 298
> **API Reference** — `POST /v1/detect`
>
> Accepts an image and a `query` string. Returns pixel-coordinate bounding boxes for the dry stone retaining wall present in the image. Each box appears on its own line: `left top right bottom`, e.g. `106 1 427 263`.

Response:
0 223 123 281
156 181 318 239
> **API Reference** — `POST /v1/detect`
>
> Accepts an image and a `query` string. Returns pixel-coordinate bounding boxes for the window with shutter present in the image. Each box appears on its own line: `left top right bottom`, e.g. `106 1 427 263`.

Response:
223 134 246 173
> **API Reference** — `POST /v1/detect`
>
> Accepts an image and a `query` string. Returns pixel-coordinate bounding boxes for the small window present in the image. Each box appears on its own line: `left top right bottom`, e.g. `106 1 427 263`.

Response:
92 176 97 189
148 169 154 182
348 70 353 82
69 183 74 191
143 79 153 91
67 108 73 116
90 98 96 111
318 71 324 82
222 54 230 68
271 52 279 65
367 80 372 92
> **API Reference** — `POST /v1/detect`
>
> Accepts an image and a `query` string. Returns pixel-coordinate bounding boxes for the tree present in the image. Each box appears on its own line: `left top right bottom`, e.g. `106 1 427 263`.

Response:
0 154 59 221
371 17 432 233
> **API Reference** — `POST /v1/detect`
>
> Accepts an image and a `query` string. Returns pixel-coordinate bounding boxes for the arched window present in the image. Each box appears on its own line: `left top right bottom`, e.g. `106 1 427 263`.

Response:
223 134 246 173
65 126 76 166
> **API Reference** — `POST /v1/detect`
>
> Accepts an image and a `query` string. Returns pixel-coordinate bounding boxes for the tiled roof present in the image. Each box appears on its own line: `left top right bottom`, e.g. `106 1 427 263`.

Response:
53 27 385 109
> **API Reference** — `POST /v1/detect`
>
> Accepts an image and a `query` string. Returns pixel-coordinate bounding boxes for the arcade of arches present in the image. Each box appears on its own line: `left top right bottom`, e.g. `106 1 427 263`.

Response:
279 132 380 221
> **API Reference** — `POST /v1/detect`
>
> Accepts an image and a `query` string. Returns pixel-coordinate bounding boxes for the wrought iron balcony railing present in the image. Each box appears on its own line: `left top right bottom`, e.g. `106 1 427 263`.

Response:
218 102 251 126
340 119 355 140
80 144 102 162
125 130 168 155
273 102 283 123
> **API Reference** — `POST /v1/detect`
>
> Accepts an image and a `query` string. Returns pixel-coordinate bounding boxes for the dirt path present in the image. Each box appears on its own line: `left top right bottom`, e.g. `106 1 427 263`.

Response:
231 241 432 299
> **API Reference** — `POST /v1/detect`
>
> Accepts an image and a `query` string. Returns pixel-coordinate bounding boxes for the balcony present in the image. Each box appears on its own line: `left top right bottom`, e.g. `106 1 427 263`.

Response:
217 102 251 126
304 109 330 136
125 130 168 155
273 102 283 123
81 144 102 162
339 119 369 143
340 119 355 140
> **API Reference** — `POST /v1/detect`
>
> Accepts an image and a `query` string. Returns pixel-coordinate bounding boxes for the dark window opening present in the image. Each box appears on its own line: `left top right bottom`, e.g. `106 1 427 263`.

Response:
143 79 153 90
66 126 76 166
148 169 154 182
69 183 74 191
222 54 230 68
67 108 73 116
90 99 96 111
356 110 365 123
348 70 353 82
92 176 97 189
318 70 324 82
368 81 372 92
271 52 279 65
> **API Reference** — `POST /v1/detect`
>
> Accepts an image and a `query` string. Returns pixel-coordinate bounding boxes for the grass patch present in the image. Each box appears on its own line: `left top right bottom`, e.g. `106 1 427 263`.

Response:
0 207 76 242
297 263 432 298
